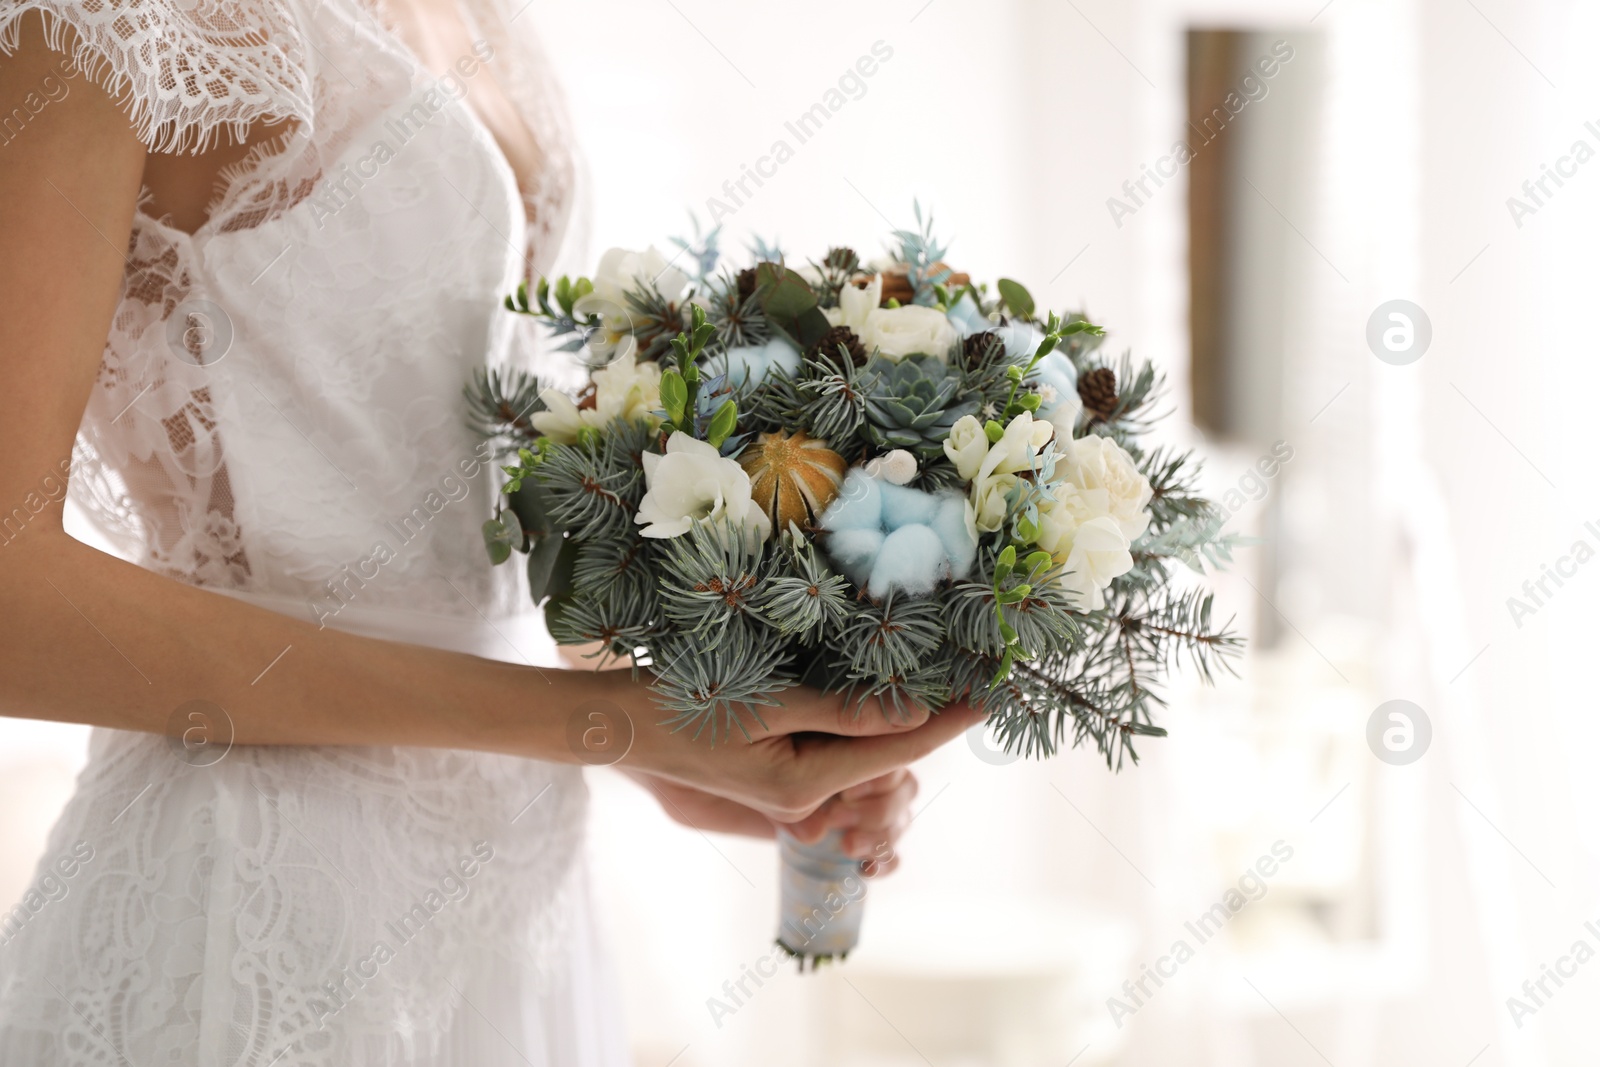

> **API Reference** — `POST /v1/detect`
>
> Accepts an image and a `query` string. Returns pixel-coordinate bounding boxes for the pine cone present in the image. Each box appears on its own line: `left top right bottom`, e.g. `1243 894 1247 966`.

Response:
1078 367 1118 421
812 324 868 368
736 267 758 302
962 330 1004 369
824 246 860 274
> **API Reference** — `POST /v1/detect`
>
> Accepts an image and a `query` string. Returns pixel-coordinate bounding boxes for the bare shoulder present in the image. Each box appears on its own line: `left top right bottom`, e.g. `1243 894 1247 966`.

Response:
0 10 146 162
0 10 146 518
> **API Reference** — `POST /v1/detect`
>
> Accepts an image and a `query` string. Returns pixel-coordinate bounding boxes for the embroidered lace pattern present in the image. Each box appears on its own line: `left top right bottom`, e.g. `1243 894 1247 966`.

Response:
0 2 596 1063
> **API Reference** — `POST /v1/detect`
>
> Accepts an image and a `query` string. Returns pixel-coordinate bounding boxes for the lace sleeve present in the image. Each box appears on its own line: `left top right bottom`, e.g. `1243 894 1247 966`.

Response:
0 0 314 153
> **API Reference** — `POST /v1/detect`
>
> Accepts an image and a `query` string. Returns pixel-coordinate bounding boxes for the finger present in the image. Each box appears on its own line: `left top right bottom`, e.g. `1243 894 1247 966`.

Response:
779 798 841 844
793 703 983 797
649 781 777 838
776 770 913 842
763 688 932 739
860 852 900 878
842 814 910 859
839 768 912 802
837 777 918 833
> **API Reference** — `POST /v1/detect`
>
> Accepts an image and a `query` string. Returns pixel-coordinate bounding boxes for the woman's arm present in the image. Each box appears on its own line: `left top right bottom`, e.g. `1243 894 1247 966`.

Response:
0 15 980 822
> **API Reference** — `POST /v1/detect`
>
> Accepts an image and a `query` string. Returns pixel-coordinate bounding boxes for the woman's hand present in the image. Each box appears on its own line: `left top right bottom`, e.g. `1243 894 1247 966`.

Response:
610 674 980 827
623 766 919 878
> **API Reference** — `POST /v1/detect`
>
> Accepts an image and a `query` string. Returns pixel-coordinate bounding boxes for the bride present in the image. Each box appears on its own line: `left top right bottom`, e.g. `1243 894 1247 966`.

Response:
0 2 979 1063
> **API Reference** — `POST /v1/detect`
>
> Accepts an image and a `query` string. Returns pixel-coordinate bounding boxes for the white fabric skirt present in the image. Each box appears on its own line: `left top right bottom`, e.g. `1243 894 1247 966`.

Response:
0 594 628 1067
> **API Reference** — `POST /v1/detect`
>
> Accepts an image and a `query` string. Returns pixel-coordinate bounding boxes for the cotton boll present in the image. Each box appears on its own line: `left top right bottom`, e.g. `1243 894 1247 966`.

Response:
1033 351 1082 432
879 481 939 528
997 321 1044 360
820 469 883 531
827 528 886 585
946 293 988 337
868 525 948 599
709 338 801 388
930 493 979 579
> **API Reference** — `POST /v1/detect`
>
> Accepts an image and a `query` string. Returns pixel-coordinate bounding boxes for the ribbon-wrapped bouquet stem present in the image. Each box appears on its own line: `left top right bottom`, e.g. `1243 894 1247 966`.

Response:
469 208 1242 967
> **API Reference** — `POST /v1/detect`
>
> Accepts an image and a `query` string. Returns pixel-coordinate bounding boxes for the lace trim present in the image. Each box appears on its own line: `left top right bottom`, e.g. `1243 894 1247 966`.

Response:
0 0 316 154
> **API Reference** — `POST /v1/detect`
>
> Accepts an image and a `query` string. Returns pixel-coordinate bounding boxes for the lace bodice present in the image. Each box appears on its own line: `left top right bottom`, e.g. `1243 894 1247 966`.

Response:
0 4 616 1065
4 0 578 612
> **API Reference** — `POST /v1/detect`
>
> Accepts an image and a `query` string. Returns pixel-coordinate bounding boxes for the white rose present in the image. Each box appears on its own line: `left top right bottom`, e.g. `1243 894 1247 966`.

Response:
530 341 660 444
1058 516 1133 611
1064 434 1153 541
1035 484 1133 610
859 304 960 363
635 432 772 545
824 275 882 333
942 415 988 481
1035 481 1113 558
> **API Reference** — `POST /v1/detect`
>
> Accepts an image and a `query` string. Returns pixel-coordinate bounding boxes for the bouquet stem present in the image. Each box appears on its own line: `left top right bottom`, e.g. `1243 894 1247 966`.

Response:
774 829 867 970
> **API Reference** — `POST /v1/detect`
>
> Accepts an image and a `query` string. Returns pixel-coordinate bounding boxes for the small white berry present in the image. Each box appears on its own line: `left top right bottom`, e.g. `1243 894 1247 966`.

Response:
865 449 918 485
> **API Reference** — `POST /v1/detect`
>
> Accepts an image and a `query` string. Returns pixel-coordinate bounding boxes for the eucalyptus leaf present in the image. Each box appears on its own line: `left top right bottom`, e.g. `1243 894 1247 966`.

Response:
508 481 557 539
997 278 1035 320
482 516 519 566
758 263 820 322
795 306 832 348
526 531 568 602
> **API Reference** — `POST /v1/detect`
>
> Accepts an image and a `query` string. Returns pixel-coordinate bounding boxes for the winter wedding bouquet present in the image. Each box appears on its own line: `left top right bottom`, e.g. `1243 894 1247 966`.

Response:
469 208 1240 965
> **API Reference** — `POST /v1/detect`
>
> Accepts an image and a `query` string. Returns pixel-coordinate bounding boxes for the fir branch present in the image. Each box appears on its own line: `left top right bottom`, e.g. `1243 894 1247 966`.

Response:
531 421 650 541
758 530 852 643
623 282 689 363
828 595 945 688
657 521 771 644
465 366 545 449
546 590 658 660
704 271 772 351
651 619 797 743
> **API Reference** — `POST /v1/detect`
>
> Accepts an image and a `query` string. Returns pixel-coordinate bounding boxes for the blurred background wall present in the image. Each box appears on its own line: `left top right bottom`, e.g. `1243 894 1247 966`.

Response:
4 0 1595 1063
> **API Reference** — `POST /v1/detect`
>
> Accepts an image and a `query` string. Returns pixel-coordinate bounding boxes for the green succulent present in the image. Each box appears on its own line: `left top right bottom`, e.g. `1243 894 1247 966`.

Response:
859 354 981 459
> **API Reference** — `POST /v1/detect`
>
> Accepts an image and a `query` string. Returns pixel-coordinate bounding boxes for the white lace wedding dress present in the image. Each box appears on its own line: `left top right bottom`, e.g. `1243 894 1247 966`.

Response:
0 2 627 1064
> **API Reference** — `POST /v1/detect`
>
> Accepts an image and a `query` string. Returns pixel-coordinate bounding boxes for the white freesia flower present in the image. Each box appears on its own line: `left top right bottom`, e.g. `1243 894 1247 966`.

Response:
581 245 689 309
963 412 1057 533
972 472 1019 533
942 414 989 481
530 341 661 444
1063 433 1153 541
859 304 960 363
635 432 772 545
573 247 689 364
825 275 882 333
973 411 1056 487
